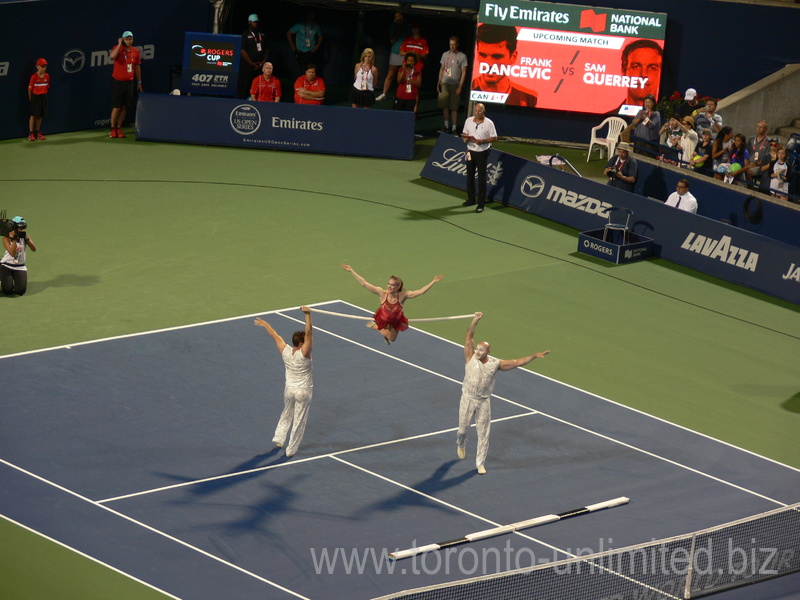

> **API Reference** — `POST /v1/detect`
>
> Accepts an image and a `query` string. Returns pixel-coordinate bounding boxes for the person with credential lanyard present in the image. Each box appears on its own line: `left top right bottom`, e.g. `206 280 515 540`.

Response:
461 103 498 213
604 141 638 193
286 10 324 76
108 31 142 139
238 14 268 99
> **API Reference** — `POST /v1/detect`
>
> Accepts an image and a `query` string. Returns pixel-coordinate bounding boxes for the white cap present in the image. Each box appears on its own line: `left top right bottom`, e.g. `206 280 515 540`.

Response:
684 88 697 100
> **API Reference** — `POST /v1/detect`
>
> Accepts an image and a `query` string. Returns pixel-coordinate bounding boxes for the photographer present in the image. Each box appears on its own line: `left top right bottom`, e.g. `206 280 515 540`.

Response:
604 142 638 193
1 216 37 296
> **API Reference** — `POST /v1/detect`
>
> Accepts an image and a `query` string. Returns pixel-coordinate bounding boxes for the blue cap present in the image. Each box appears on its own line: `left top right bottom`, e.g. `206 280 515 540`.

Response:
248 14 259 22
12 216 25 224
122 31 133 38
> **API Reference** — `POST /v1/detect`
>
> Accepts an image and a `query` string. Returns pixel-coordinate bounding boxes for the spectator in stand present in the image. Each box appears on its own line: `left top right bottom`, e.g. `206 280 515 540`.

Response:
239 14 268 99
665 179 698 213
675 88 702 120
287 10 324 76
350 48 378 109
659 115 683 162
692 128 715 178
293 64 325 105
746 120 771 189
108 31 142 139
677 116 698 167
27 58 50 141
769 146 790 198
377 12 409 102
728 133 750 186
711 126 734 180
250 62 281 103
757 136 780 191
394 52 422 114
437 36 468 135
694 98 723 139
631 94 660 156
604 142 638 193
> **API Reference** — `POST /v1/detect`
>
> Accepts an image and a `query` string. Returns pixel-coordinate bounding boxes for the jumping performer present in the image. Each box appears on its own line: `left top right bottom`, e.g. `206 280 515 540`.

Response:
458 312 550 474
254 306 313 458
341 264 442 344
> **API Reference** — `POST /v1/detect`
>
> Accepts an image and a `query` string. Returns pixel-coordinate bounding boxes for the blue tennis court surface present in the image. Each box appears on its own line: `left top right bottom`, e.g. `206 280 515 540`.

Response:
1 300 799 600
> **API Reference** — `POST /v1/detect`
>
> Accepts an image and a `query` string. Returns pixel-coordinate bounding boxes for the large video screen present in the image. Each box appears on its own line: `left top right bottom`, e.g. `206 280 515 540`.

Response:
470 0 666 114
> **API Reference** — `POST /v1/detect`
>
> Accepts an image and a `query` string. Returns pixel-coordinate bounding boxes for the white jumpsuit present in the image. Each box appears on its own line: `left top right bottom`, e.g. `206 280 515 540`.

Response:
272 345 313 456
457 355 499 468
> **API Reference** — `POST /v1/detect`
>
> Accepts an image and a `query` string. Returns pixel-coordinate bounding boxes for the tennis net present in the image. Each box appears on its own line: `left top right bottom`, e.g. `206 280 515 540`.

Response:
373 501 800 600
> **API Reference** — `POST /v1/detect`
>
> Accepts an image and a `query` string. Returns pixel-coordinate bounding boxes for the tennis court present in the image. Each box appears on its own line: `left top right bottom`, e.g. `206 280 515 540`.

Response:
2 300 799 600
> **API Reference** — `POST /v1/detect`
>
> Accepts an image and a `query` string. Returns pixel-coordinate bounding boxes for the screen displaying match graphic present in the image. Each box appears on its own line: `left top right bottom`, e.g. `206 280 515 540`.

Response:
470 0 667 114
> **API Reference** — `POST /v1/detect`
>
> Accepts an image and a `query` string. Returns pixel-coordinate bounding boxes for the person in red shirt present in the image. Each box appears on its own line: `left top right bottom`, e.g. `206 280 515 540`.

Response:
399 24 429 63
394 53 422 113
27 58 50 141
293 64 325 105
399 25 428 114
108 31 142 138
250 62 282 103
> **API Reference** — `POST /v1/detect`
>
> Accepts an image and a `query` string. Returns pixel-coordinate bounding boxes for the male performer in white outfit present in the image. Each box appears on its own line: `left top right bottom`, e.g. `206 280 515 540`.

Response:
457 312 550 474
254 306 313 458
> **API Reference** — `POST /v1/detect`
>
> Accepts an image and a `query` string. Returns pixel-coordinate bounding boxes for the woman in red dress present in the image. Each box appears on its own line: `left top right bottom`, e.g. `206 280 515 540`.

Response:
342 264 443 344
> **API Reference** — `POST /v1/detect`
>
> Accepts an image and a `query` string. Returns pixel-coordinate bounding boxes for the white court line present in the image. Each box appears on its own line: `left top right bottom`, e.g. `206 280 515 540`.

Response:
0 513 184 600
97 412 537 504
332 456 587 561
0 458 312 600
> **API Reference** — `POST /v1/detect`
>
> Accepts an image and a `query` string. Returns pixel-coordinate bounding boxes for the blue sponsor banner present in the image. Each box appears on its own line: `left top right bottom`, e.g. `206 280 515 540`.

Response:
135 93 415 160
421 134 800 304
180 32 240 97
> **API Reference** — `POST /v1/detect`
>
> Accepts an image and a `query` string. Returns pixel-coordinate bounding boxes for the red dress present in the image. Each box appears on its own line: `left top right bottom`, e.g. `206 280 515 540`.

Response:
373 298 408 331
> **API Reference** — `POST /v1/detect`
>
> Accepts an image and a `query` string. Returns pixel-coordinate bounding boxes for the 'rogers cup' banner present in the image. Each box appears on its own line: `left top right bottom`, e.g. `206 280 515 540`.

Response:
470 0 666 114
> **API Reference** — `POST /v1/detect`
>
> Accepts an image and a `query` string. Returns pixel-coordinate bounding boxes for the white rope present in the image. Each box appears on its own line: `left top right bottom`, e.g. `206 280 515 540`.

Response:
309 308 475 322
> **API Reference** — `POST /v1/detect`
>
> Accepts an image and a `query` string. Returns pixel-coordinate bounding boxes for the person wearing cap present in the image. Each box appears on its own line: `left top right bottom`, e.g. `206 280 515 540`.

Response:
604 141 638 193
286 10 323 77
27 58 50 141
108 31 142 139
746 120 771 189
239 14 268 99
665 179 698 214
1 216 37 296
675 88 702 121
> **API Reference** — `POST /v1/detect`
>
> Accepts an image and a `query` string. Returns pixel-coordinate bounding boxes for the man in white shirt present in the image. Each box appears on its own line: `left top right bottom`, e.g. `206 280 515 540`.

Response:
457 312 550 474
665 179 698 213
460 103 498 213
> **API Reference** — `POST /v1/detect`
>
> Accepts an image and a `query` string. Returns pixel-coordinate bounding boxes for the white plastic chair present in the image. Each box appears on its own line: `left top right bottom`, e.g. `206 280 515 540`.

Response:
587 117 628 162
